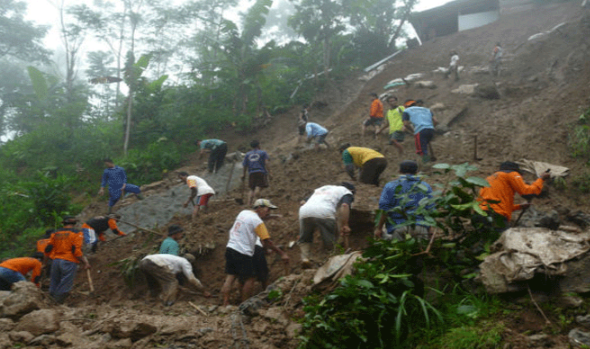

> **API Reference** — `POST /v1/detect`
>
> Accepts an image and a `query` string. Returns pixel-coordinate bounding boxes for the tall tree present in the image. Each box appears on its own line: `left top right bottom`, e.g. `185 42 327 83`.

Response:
288 0 345 78
0 0 50 62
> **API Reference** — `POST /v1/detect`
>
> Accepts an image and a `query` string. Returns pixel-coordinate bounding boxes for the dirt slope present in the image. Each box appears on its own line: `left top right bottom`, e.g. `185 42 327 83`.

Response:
10 2 590 348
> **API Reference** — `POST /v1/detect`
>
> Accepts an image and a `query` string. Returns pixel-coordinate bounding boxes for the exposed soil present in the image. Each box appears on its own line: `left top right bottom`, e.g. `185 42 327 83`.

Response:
5 1 590 348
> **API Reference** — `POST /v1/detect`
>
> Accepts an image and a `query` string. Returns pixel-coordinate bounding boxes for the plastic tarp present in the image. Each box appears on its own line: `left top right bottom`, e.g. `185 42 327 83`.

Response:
516 159 570 178
479 228 590 293
313 252 364 290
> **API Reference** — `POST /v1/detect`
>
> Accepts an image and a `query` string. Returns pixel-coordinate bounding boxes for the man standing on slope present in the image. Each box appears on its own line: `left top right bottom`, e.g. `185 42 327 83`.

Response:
98 158 143 214
45 216 90 304
490 42 503 77
477 161 550 232
362 93 384 137
378 95 407 155
402 100 439 164
374 160 435 241
297 104 310 144
298 183 355 269
305 122 330 151
196 139 228 173
178 172 215 220
339 143 387 186
221 199 289 306
242 140 271 207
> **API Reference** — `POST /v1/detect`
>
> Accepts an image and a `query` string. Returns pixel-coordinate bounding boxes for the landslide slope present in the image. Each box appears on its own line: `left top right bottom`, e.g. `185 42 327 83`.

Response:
13 2 590 348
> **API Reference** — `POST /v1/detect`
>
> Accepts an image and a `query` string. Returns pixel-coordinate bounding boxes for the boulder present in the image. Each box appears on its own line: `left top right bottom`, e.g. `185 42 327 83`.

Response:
8 331 34 343
570 328 590 348
14 309 60 336
0 318 14 332
107 338 133 349
29 334 56 346
451 84 478 95
0 282 45 319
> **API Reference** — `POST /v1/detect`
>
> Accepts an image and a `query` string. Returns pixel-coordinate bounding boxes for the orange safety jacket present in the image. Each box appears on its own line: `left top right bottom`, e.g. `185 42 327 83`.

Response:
83 218 125 242
36 238 53 259
370 99 384 118
0 258 42 286
478 171 544 220
46 228 84 263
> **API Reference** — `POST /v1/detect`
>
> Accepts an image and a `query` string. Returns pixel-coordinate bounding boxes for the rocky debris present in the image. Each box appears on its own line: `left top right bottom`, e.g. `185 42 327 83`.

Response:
577 314 590 327
516 207 560 229
8 330 34 343
528 333 553 347
106 319 158 341
414 81 437 89
0 282 46 319
567 211 590 228
451 84 478 95
14 309 60 336
556 295 584 309
569 328 590 348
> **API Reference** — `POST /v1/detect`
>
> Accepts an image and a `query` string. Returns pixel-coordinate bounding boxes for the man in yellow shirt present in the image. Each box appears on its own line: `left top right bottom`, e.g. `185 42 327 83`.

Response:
378 95 407 155
339 144 387 186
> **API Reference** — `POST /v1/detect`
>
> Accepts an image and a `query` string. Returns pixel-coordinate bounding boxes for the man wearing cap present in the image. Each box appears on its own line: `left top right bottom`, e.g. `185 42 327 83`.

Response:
82 214 126 252
242 140 271 207
339 144 387 186
305 122 330 151
362 93 384 137
402 100 439 164
98 158 143 214
139 254 211 306
159 225 183 256
298 183 355 268
374 160 435 241
0 254 44 290
477 162 550 231
221 199 289 306
196 139 228 173
178 172 216 220
45 216 90 303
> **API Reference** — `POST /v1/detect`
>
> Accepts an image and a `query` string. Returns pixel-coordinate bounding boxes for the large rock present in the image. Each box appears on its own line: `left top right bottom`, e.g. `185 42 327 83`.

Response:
14 309 59 336
0 318 14 332
0 282 45 319
451 84 478 95
414 81 437 89
475 84 500 99
107 320 157 341
8 331 34 343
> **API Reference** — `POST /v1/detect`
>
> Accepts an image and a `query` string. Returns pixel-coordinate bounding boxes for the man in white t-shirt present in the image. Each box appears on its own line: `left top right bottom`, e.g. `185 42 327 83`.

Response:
221 199 289 306
445 51 460 81
139 254 211 306
178 172 216 220
298 183 355 268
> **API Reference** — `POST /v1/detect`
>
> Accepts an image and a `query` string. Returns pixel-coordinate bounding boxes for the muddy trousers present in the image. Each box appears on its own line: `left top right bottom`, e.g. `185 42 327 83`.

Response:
49 259 78 303
360 157 388 186
208 143 228 173
139 259 179 305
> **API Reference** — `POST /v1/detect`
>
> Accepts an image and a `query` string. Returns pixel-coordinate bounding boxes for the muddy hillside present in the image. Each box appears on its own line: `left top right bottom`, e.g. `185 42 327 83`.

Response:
2 2 590 348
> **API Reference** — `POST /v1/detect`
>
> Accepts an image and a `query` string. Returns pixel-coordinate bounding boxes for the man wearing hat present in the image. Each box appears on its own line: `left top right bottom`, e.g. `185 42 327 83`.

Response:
477 161 550 230
402 100 438 164
374 160 435 241
221 199 289 306
159 225 184 256
298 183 356 268
339 144 387 186
45 216 90 303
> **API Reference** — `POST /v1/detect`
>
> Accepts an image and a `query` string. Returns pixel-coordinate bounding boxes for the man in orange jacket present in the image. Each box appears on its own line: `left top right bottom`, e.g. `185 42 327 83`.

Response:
478 162 550 231
0 254 44 290
45 216 91 303
362 93 384 137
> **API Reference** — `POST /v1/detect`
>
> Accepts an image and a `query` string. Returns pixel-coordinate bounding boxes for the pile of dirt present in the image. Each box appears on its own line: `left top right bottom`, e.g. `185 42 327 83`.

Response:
7 2 590 348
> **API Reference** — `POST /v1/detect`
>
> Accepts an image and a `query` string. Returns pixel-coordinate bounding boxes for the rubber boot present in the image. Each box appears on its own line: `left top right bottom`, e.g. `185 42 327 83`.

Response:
299 243 313 269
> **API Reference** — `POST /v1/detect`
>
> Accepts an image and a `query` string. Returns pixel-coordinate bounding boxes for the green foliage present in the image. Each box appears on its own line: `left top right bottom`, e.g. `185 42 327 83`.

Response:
568 107 590 160
117 139 183 184
298 238 443 348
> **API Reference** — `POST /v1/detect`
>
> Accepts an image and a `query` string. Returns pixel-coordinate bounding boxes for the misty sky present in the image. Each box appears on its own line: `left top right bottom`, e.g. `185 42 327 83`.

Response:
25 0 452 49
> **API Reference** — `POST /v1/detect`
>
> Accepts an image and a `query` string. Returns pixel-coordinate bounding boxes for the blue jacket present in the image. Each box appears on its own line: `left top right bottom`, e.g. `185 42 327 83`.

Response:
101 166 127 191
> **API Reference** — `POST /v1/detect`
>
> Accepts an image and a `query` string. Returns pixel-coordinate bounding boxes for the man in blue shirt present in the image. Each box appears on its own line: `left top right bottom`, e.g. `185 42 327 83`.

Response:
159 225 183 255
98 159 143 214
305 122 330 151
402 100 438 164
242 140 271 207
196 139 228 173
374 160 435 241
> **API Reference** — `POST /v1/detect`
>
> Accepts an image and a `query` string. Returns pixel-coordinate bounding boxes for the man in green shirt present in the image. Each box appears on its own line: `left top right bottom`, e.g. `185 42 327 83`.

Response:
378 95 407 155
159 225 184 255
196 139 228 173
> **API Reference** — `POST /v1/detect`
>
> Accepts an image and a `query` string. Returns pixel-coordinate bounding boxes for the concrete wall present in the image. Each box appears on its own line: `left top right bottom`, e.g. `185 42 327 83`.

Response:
458 10 500 31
